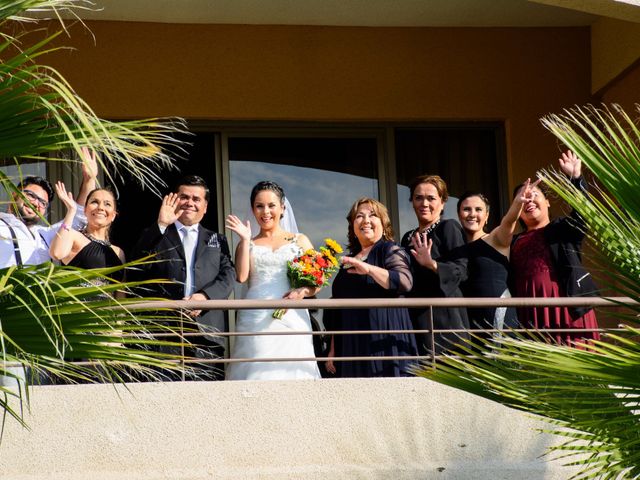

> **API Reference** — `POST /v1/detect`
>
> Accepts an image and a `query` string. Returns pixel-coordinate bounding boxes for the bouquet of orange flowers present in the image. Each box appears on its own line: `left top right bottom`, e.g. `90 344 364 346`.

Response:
273 238 343 319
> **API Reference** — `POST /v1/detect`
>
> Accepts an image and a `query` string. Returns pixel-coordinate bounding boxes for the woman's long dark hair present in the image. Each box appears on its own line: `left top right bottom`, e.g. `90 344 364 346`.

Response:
84 187 118 241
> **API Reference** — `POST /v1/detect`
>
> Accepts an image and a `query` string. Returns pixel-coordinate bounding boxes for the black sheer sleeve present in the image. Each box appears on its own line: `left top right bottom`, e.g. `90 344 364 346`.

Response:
382 242 413 294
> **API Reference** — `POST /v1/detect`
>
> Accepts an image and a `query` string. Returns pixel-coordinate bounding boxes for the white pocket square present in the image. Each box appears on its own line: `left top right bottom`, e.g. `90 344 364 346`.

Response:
207 234 221 248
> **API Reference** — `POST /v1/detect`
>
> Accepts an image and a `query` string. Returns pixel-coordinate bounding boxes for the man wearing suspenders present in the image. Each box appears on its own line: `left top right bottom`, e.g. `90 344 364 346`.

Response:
0 152 97 268
0 152 97 386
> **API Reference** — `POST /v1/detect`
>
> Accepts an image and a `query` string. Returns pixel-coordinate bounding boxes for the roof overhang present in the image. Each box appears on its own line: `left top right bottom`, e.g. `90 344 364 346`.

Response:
59 0 599 27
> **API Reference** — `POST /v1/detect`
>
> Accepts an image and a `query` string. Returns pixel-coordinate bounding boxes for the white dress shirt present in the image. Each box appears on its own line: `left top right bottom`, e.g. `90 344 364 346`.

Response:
174 220 199 297
0 205 87 268
0 212 49 267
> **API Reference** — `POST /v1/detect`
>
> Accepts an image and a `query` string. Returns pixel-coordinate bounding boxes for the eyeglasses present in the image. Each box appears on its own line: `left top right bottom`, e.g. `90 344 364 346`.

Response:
22 189 49 209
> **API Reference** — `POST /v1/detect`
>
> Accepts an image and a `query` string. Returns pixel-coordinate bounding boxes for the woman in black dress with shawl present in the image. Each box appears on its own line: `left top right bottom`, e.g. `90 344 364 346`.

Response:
325 198 417 377
400 175 468 356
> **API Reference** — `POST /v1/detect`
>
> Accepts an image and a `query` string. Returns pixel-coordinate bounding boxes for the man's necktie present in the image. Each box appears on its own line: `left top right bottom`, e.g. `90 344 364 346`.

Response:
181 226 196 296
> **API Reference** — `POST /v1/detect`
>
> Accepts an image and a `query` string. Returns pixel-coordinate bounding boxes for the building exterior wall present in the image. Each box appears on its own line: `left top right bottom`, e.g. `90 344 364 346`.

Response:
599 60 640 112
0 378 581 479
591 17 640 94
47 22 592 189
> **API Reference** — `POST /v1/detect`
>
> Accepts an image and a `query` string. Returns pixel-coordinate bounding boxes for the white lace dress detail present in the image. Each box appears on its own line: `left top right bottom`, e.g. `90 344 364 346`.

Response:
226 238 320 380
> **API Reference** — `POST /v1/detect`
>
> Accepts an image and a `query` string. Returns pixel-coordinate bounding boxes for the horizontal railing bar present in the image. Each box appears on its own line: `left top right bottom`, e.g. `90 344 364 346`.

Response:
60 356 434 366
11 298 633 375
0 348 598 368
107 326 631 340
125 296 637 311
136 327 623 338
193 356 430 364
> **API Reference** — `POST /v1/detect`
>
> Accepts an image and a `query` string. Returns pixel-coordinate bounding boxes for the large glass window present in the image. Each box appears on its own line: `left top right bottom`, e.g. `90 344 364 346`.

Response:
108 123 506 280
226 135 380 302
395 126 506 237
228 136 379 251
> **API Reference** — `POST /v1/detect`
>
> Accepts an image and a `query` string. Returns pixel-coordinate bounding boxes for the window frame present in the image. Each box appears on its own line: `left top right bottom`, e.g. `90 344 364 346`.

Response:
188 120 508 239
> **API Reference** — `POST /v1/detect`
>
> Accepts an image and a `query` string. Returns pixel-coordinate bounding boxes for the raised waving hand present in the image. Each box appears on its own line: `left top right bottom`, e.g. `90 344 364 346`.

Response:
157 193 182 228
558 150 581 179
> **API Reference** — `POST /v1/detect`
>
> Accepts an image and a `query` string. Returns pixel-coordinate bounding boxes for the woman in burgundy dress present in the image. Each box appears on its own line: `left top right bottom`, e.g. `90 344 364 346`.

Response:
510 150 599 346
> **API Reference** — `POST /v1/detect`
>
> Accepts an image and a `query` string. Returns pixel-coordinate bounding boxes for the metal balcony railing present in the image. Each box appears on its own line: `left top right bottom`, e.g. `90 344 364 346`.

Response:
117 296 638 378
6 297 632 382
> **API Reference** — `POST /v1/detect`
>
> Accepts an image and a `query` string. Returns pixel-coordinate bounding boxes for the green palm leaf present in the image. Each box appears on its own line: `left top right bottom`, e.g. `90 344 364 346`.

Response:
0 0 195 429
1 1 86 21
419 104 640 479
0 2 188 195
417 332 640 479
0 260 198 425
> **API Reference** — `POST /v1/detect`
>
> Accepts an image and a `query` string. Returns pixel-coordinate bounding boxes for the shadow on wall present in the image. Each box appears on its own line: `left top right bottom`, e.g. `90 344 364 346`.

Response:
0 378 577 480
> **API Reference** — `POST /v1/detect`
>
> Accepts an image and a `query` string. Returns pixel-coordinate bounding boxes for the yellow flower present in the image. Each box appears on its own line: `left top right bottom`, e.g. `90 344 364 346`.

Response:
324 238 343 254
326 253 338 266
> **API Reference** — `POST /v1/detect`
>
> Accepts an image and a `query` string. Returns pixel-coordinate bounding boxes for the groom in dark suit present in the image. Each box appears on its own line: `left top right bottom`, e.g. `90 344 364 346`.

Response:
133 175 235 380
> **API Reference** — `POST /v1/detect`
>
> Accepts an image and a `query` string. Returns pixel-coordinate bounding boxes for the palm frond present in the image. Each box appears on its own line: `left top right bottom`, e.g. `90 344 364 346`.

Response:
0 260 200 422
540 168 640 306
420 104 640 479
0 1 89 22
541 104 640 222
0 0 200 432
0 6 189 196
417 331 640 479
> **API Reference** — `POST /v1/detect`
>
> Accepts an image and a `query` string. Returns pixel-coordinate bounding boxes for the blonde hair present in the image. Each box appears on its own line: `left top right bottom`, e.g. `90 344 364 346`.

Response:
346 197 394 254
408 174 449 203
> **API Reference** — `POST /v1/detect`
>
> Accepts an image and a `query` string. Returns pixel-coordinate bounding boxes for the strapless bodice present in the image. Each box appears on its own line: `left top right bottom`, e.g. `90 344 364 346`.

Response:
245 241 302 299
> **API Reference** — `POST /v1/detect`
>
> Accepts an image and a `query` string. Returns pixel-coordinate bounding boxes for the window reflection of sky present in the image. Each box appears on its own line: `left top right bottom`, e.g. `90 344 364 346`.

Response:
0 163 47 206
230 161 378 250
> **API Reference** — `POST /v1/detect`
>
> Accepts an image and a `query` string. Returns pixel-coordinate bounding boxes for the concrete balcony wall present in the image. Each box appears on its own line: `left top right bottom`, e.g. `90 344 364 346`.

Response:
0 378 579 479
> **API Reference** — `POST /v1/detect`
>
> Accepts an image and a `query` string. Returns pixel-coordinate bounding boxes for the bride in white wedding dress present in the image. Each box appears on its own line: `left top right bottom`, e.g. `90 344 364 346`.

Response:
225 181 321 380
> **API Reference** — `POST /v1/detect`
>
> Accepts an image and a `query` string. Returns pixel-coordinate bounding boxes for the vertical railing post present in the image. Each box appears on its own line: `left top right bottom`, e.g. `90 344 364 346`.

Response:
429 305 436 367
180 315 186 382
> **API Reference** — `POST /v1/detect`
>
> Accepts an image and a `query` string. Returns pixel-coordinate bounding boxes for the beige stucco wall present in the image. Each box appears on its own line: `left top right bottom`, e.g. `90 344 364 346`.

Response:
0 378 579 479
43 22 592 190
598 56 640 112
591 17 640 94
